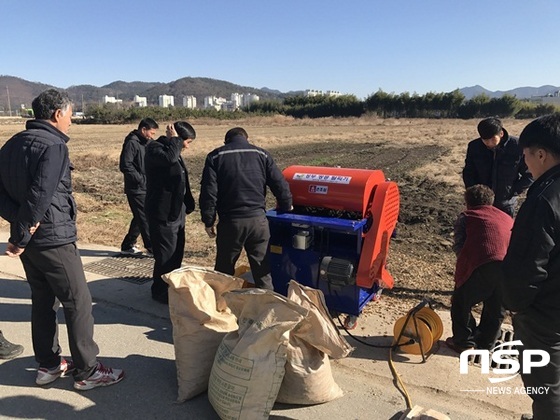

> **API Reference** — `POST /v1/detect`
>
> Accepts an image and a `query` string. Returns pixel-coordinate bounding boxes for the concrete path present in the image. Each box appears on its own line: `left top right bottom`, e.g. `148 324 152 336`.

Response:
0 230 531 419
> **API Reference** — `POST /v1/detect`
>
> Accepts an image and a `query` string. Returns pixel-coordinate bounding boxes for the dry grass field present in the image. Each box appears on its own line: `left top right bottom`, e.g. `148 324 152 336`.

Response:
0 116 533 315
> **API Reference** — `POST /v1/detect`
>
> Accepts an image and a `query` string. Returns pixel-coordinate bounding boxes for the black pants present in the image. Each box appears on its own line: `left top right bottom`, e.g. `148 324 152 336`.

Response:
20 244 98 381
451 261 505 349
148 216 185 298
514 312 560 420
215 215 273 290
121 193 152 251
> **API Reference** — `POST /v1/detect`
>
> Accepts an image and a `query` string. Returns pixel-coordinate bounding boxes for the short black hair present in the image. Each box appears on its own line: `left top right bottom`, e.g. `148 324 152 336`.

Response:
519 113 560 158
224 127 248 143
465 184 494 208
477 117 503 140
138 118 159 130
174 121 196 140
32 89 72 120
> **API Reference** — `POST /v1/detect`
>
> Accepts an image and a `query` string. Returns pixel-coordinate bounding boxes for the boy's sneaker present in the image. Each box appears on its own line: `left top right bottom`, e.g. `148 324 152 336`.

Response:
36 358 75 385
74 362 124 391
120 246 142 255
143 248 154 258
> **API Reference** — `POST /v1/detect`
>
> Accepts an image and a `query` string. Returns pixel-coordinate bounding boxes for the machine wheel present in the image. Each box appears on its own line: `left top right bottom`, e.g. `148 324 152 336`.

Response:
344 315 358 330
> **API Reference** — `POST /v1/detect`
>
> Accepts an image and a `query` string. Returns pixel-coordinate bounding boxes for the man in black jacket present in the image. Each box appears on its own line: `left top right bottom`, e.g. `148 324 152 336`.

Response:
199 127 292 290
502 113 560 419
145 121 196 304
463 117 533 217
119 118 158 255
0 89 123 390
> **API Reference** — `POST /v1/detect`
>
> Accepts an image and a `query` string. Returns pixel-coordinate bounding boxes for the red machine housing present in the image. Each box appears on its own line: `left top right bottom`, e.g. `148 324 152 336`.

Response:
282 165 400 289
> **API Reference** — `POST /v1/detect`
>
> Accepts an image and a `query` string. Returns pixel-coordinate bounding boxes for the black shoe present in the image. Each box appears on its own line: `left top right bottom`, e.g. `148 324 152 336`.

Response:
120 246 142 256
445 337 474 354
0 331 24 360
151 292 168 305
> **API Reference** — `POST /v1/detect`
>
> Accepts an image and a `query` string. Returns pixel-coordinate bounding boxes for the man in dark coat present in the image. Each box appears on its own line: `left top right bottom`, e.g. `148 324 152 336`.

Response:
0 89 123 390
463 117 533 217
199 127 292 290
119 118 158 255
145 121 196 304
502 113 560 419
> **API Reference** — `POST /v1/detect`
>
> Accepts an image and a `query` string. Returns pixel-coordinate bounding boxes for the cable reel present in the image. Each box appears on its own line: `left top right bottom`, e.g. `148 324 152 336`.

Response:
392 302 443 360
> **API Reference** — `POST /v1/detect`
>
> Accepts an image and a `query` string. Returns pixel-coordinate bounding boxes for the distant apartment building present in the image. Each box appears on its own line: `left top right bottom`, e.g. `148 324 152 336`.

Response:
159 94 174 107
531 90 560 105
326 90 342 97
214 93 260 111
183 95 197 109
134 95 147 107
231 93 242 109
204 96 227 111
143 92 261 112
242 93 260 107
305 89 323 97
304 89 343 97
103 95 123 104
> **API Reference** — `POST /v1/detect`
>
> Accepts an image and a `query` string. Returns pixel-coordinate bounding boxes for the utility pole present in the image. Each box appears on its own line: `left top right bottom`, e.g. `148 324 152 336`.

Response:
6 86 12 117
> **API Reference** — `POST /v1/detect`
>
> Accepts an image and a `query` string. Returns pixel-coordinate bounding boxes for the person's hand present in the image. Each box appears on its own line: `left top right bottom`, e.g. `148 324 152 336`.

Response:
205 226 216 238
277 205 294 214
166 124 177 138
5 243 24 258
29 222 40 235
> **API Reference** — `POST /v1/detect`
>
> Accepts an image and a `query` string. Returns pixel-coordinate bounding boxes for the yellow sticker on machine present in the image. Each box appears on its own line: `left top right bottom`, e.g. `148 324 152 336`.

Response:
269 245 282 254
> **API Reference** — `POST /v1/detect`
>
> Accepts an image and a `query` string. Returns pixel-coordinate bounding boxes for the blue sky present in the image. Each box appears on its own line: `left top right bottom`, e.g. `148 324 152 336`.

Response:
2 0 558 99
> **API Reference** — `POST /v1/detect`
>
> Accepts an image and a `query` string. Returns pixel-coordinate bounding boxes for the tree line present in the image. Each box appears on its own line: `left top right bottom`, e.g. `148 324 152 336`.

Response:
81 89 560 124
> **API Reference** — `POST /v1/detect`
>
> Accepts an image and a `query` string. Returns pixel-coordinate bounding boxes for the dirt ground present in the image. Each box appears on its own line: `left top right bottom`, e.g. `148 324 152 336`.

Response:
0 116 532 320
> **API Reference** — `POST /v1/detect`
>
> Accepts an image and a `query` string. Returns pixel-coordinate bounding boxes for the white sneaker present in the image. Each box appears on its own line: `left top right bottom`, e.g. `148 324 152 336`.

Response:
36 358 75 385
74 362 124 391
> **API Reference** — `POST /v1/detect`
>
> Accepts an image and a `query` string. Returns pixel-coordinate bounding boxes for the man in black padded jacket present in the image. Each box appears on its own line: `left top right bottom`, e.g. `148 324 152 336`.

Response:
463 117 532 217
0 89 123 390
119 118 158 255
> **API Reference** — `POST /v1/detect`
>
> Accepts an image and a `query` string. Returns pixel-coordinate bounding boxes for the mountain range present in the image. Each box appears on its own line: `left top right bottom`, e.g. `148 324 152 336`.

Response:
0 75 297 112
0 75 558 112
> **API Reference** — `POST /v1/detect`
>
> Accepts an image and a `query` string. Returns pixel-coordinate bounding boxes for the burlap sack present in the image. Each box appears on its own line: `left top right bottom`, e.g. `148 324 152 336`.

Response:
208 289 308 420
275 280 354 405
163 266 244 402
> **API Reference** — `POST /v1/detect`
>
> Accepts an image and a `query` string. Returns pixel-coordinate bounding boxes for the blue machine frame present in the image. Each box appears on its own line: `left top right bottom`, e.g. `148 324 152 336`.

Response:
266 209 380 316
